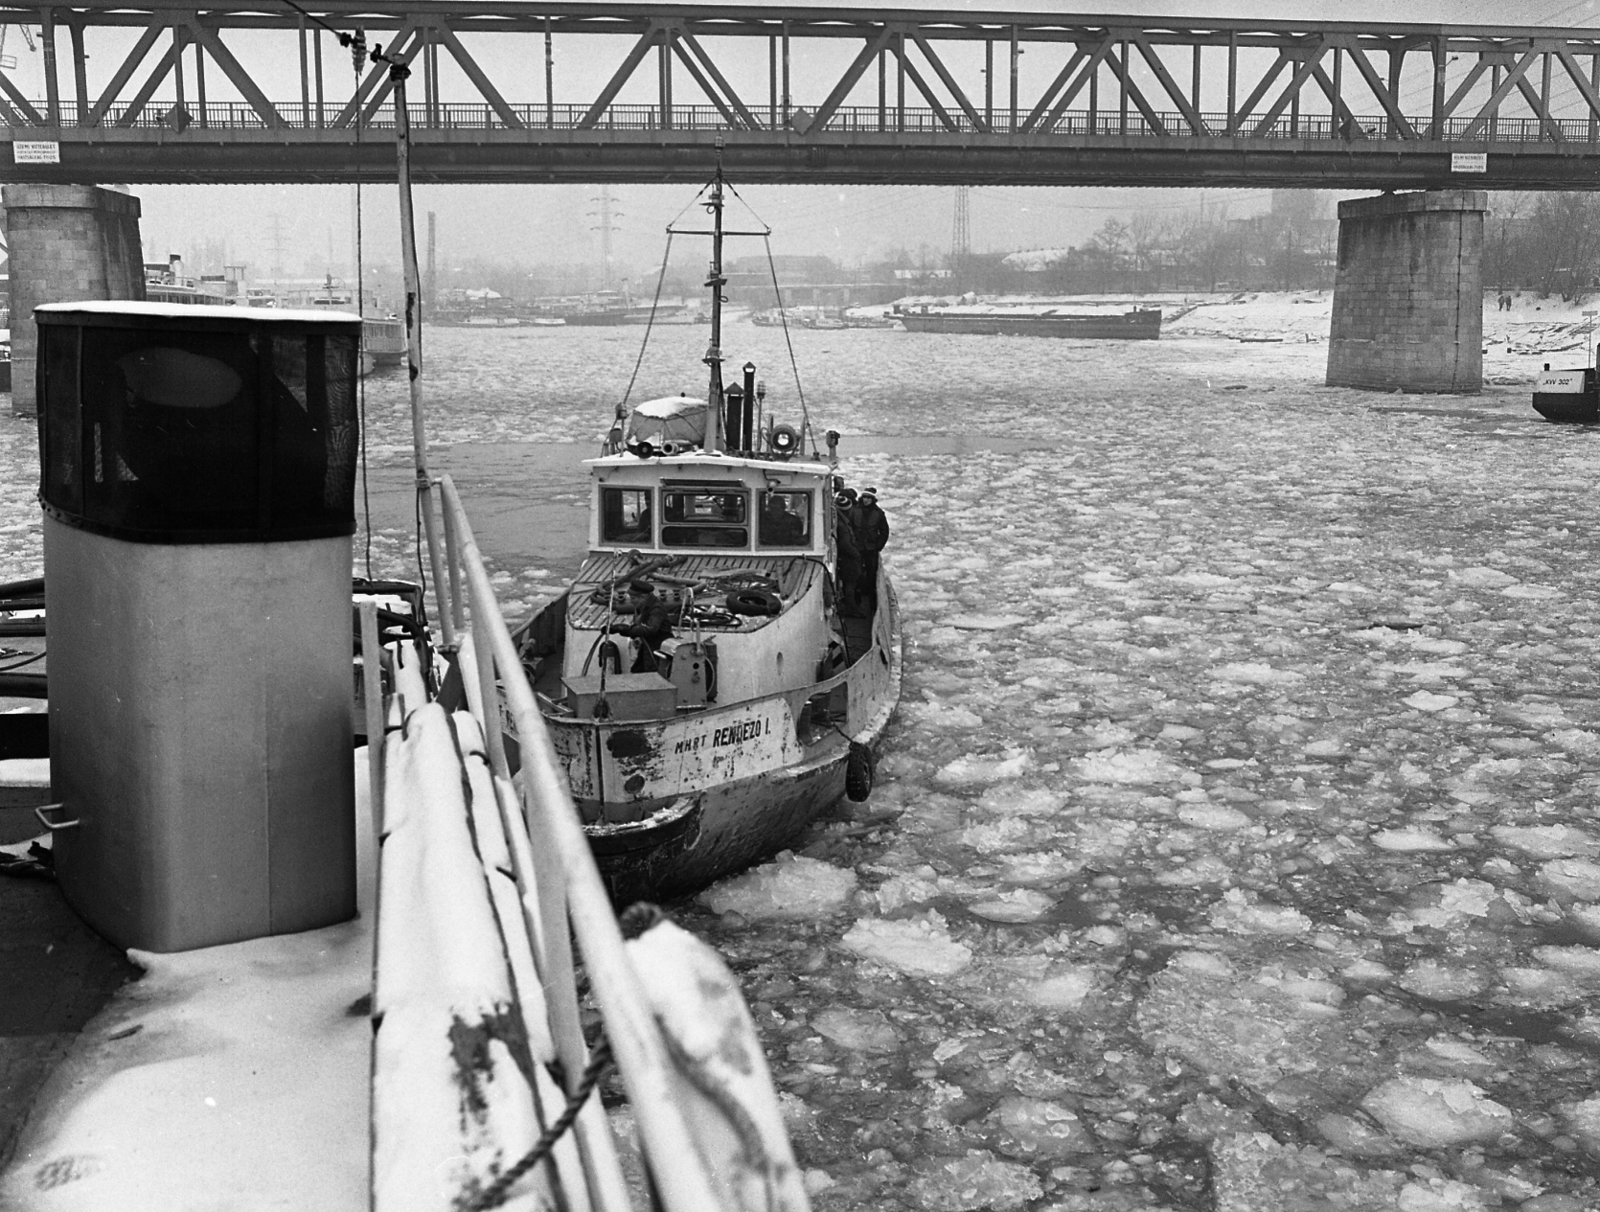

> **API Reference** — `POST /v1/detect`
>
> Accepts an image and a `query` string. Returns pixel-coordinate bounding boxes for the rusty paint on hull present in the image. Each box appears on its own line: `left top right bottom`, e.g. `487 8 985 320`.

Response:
592 749 849 903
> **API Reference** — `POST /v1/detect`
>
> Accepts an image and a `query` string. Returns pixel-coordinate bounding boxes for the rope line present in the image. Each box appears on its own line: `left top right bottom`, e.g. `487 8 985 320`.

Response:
464 1033 614 1212
618 229 674 412
761 233 812 453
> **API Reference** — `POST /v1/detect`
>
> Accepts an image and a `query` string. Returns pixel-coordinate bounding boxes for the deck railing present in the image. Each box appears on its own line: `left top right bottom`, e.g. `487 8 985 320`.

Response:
12 98 1598 144
367 473 737 1211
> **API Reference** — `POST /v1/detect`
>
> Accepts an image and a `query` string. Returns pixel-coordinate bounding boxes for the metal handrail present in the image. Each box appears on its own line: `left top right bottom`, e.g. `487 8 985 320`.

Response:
431 471 725 1212
10 98 1599 143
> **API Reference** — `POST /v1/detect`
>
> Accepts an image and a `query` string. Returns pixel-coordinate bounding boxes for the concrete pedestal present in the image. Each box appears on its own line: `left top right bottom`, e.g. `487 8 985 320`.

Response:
1326 190 1485 394
2 185 145 415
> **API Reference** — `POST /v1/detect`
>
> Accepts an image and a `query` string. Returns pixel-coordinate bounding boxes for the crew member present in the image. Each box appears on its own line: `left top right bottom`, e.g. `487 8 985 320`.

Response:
856 488 890 610
618 579 672 673
833 487 863 616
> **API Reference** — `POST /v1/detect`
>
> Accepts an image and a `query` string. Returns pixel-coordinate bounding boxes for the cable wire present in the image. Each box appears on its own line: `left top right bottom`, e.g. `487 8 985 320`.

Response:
618 230 674 411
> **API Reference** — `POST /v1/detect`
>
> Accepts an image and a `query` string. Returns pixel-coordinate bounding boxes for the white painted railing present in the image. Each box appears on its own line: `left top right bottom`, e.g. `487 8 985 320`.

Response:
366 474 746 1212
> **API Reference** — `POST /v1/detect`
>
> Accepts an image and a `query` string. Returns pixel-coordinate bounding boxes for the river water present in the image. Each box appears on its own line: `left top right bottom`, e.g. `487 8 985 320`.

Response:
4 305 1599 1210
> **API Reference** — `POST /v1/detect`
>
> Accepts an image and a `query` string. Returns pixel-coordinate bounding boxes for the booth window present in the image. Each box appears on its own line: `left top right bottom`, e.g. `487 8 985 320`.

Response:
661 486 748 548
758 490 811 547
601 487 654 545
38 320 360 543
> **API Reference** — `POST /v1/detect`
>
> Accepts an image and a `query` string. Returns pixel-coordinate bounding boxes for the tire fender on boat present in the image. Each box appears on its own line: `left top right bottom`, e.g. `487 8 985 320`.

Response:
726 588 781 616
846 741 875 801
770 424 800 457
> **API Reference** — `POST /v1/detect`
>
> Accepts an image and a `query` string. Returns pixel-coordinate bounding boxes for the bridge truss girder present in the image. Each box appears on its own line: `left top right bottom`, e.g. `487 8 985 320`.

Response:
15 131 1600 191
0 4 1598 186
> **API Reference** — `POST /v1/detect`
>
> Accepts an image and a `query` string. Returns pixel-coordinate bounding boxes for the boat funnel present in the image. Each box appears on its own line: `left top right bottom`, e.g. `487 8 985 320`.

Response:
724 382 746 454
36 301 362 951
742 362 758 451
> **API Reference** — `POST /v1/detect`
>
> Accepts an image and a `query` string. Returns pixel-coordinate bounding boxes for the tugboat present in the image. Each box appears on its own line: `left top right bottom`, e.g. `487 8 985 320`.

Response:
510 169 901 900
1532 360 1599 423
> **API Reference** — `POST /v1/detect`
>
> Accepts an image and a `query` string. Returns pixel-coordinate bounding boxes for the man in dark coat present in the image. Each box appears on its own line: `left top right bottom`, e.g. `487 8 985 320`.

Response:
856 488 890 609
619 579 672 673
833 487 864 615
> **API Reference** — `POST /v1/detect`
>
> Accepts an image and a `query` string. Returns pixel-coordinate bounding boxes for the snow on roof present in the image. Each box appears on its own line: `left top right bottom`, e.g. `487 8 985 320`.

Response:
34 300 362 325
632 394 708 418
1002 247 1073 271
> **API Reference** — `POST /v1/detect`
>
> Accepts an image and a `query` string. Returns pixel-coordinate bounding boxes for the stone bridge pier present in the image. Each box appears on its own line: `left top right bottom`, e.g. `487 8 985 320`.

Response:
3 184 145 416
1326 190 1486 395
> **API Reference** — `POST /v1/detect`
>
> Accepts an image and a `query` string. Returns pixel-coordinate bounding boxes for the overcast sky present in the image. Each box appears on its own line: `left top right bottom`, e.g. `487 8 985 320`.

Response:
11 0 1590 282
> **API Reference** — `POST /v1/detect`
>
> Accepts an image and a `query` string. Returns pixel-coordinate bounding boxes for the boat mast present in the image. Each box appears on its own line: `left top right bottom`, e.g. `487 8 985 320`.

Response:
704 162 726 452
386 51 454 648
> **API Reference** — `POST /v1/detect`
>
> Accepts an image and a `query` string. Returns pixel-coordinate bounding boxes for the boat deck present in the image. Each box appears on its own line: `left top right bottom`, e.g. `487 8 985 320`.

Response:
568 553 823 632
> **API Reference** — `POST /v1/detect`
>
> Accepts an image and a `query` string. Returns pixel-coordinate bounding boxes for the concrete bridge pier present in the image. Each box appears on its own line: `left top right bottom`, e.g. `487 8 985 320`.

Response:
1326 190 1486 395
3 185 145 416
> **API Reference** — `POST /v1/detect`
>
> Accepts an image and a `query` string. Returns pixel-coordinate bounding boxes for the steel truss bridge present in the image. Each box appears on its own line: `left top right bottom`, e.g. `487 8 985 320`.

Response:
1 3 1600 187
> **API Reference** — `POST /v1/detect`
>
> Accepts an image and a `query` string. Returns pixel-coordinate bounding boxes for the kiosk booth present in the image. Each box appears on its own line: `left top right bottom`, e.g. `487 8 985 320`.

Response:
36 301 363 951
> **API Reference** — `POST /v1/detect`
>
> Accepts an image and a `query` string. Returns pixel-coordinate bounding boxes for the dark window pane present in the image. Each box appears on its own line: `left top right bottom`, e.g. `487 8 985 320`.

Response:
662 526 749 548
40 326 81 517
37 317 360 543
601 487 653 544
758 490 811 547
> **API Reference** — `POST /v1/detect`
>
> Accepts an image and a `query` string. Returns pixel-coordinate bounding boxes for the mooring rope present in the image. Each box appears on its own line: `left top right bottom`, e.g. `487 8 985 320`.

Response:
464 1033 614 1212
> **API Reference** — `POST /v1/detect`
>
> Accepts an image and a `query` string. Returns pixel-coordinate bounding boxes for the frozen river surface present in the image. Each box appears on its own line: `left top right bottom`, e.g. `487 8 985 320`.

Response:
4 299 1600 1210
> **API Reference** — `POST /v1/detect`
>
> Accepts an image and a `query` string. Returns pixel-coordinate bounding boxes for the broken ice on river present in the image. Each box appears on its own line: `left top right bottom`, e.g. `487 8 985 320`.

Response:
2 303 1599 1209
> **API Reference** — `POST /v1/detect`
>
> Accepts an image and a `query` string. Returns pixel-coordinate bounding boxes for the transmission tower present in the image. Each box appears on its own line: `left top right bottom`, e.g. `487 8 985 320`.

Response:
951 186 971 260
588 187 620 290
267 212 287 283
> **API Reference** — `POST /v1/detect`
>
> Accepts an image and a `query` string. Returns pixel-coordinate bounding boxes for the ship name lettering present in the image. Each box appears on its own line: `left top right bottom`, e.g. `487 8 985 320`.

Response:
712 717 770 748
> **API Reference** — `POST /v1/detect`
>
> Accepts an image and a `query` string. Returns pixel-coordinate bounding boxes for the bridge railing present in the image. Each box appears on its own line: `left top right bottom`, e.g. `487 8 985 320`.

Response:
12 100 1599 144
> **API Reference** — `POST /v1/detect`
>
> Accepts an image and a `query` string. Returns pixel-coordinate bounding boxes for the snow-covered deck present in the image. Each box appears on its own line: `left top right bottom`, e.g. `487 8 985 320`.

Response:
0 753 377 1210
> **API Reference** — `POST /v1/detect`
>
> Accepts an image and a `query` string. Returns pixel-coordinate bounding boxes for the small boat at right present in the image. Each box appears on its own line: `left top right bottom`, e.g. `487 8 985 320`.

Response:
894 300 1161 339
1532 361 1598 423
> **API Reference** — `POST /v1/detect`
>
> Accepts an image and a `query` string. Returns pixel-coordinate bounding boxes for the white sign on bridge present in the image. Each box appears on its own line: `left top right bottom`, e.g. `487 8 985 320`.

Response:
13 141 60 164
1451 152 1488 173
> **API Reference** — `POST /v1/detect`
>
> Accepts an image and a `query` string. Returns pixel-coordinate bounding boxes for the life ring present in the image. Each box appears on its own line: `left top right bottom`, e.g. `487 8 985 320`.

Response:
770 425 800 457
630 440 657 459
688 607 738 627
846 742 874 801
726 589 781 616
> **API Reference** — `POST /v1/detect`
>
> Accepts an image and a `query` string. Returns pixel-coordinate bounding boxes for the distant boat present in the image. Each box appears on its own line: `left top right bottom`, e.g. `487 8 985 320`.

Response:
563 303 683 326
896 303 1162 339
1532 364 1598 423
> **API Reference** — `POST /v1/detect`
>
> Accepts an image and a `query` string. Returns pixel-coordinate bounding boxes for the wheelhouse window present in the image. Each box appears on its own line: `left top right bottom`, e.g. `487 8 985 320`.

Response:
662 486 748 548
758 490 812 548
600 487 653 545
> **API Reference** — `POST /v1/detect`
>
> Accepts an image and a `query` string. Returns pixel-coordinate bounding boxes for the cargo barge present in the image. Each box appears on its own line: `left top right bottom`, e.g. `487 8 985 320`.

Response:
1532 363 1598 423
895 304 1162 339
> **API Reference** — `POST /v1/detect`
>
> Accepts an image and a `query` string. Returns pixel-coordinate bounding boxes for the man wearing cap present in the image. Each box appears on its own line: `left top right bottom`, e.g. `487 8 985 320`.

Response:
856 488 890 610
833 486 864 616
618 579 673 673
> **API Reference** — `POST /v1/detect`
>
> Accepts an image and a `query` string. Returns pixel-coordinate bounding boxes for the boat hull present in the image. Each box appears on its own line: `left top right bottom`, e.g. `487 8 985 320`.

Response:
585 746 852 902
530 573 900 902
898 309 1161 339
1533 368 1598 423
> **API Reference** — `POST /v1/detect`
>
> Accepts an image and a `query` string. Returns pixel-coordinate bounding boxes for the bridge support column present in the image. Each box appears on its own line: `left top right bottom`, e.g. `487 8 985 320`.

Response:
3 185 145 416
1326 190 1485 394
